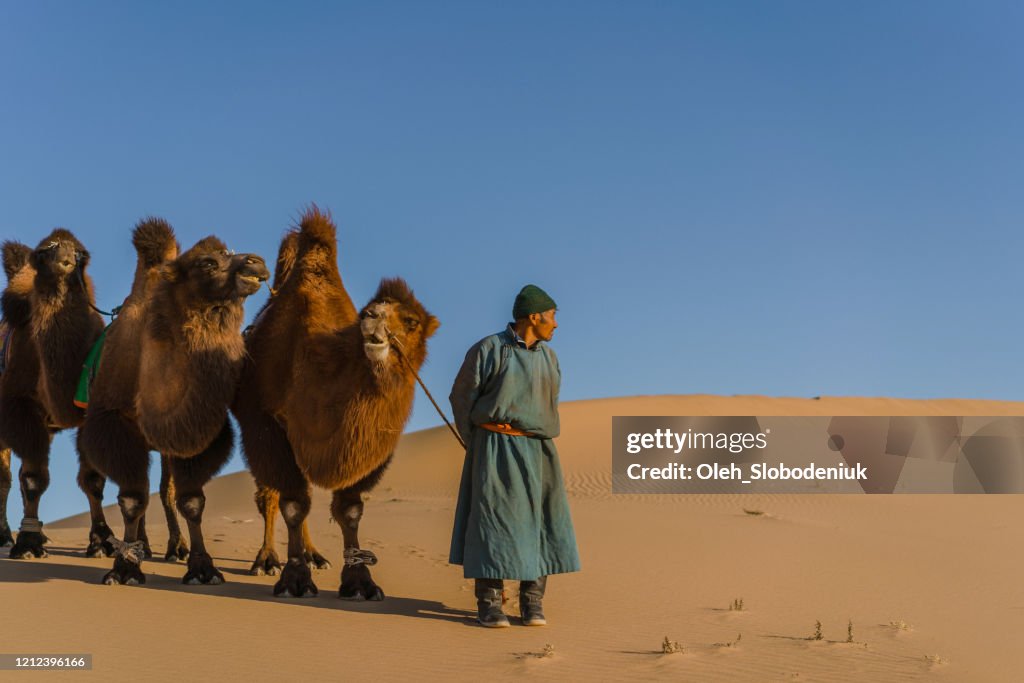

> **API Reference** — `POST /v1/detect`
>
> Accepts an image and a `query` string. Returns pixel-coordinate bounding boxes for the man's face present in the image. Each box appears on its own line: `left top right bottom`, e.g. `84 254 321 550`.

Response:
531 309 558 342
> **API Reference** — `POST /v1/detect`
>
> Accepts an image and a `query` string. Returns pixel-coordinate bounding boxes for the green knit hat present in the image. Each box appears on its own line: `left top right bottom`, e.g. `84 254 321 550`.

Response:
513 284 557 320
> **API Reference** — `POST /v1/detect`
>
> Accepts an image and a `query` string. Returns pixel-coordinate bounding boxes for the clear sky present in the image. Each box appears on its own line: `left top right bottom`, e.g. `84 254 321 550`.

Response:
3 1 1023 522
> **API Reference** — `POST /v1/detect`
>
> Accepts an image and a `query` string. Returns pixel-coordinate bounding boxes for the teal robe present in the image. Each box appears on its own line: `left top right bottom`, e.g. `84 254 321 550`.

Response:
448 325 580 580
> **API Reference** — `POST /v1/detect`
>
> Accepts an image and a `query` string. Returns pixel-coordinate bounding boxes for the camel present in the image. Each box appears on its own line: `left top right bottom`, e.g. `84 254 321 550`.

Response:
0 243 26 550
233 207 438 598
0 232 120 559
78 218 268 585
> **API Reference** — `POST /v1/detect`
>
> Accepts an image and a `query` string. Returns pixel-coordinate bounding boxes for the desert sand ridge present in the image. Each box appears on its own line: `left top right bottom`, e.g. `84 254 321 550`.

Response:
4 395 1023 682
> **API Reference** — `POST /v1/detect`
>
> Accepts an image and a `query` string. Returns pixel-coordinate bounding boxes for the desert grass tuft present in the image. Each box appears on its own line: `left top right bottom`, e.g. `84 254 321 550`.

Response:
714 633 743 648
810 620 823 641
662 636 684 654
515 644 555 660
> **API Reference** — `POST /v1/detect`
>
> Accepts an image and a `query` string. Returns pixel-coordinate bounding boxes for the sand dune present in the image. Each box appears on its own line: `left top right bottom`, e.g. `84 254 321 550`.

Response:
3 395 1023 681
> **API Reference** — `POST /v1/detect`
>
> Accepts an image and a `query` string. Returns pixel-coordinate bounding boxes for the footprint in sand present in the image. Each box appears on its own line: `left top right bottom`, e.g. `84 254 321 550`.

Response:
401 544 429 560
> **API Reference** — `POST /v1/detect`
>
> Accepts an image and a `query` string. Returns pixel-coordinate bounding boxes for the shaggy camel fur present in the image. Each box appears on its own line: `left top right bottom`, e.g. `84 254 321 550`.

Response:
78 219 268 585
233 207 438 599
0 232 118 559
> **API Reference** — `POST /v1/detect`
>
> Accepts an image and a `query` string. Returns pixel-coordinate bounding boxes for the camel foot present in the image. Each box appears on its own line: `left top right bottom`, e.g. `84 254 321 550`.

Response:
103 557 146 585
339 563 385 601
182 552 224 585
304 549 332 570
164 535 189 562
273 558 318 598
139 538 154 560
10 531 48 559
85 523 116 558
250 546 282 576
0 526 14 548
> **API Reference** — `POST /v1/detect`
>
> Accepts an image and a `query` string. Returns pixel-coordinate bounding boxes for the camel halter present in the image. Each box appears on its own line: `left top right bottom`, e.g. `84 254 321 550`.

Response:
386 330 467 450
73 261 120 319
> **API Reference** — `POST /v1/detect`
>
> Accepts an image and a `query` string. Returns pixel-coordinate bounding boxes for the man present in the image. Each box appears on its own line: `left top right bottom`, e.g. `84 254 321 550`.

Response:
449 284 580 628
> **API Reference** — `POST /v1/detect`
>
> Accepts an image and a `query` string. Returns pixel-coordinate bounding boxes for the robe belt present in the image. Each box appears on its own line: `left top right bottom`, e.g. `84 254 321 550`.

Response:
479 422 537 437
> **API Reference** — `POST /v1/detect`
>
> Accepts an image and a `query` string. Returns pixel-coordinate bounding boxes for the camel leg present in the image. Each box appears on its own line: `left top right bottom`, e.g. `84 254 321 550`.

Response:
0 395 52 559
0 448 13 547
160 454 188 562
0 448 11 545
136 513 153 559
77 408 151 585
76 454 116 558
302 518 331 570
12 456 51 559
250 484 282 576
274 486 317 597
333 455 393 601
235 404 315 593
170 419 233 586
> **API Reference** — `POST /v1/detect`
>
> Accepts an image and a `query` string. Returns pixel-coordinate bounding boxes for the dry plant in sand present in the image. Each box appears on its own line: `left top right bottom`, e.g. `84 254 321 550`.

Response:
713 634 743 648
661 637 684 654
515 644 555 660
810 620 824 641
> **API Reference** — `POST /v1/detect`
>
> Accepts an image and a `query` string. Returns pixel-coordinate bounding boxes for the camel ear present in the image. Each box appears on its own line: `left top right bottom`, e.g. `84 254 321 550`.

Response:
2 241 30 280
425 315 439 338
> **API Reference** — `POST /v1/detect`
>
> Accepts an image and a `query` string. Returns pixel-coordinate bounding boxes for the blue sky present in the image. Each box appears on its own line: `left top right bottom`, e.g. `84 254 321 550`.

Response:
2 1 1024 521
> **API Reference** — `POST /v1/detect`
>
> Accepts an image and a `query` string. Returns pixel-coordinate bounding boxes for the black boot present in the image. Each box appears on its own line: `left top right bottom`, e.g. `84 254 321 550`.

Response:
475 578 509 628
519 575 547 626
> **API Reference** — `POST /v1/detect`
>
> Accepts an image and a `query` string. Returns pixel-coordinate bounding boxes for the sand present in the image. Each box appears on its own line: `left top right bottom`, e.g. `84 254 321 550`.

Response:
2 395 1023 681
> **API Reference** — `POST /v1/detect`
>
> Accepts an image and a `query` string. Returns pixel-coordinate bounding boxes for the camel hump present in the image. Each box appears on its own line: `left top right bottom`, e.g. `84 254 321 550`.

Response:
2 241 31 280
272 231 299 291
295 204 337 252
132 217 179 267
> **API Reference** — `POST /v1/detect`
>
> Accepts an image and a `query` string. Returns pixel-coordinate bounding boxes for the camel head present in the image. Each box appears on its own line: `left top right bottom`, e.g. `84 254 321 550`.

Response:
163 236 270 302
359 277 439 368
28 229 91 292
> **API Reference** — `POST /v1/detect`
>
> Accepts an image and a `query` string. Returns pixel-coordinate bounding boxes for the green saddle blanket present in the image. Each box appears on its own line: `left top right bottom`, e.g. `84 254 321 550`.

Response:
74 326 109 409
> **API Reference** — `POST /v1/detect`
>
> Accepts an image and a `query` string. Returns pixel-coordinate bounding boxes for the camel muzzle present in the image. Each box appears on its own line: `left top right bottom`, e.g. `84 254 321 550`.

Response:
234 255 270 294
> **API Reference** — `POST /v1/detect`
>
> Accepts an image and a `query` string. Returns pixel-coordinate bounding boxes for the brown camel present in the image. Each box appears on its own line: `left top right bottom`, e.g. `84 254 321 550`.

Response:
233 207 438 598
0 242 28 550
0 232 120 559
78 218 268 585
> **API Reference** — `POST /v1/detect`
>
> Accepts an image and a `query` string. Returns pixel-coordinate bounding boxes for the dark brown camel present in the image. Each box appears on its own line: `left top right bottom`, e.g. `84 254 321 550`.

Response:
78 218 268 585
232 207 438 598
0 232 118 558
0 242 28 550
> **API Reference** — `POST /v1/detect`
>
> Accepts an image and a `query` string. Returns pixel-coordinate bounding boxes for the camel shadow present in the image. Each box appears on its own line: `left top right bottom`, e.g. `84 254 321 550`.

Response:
0 555 474 625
